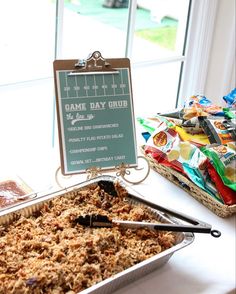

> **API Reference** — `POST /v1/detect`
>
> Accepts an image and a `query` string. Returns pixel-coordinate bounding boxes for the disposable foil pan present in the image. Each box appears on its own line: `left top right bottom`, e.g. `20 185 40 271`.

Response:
0 175 194 294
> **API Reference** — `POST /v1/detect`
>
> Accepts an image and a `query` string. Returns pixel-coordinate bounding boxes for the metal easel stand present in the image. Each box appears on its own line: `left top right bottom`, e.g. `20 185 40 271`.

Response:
55 156 150 188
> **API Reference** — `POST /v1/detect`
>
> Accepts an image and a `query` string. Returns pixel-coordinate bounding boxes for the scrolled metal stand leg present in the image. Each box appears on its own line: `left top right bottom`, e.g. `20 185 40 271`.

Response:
116 156 150 185
55 166 73 189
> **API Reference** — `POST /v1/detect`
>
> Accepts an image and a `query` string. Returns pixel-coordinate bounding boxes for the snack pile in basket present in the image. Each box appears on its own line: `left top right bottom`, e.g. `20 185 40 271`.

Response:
0 181 175 293
137 89 236 215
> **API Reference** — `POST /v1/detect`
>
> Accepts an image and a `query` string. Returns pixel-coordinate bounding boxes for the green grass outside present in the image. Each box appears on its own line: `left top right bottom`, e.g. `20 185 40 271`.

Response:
135 25 177 50
64 0 178 51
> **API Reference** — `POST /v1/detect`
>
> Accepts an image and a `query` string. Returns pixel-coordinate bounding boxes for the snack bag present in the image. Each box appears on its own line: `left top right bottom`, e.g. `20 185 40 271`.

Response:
223 88 236 108
201 144 236 191
144 145 184 174
207 160 236 205
159 116 183 126
199 116 236 144
137 115 174 134
137 116 175 143
145 124 218 197
150 115 176 128
183 104 208 120
137 117 162 134
144 124 185 174
223 108 236 119
175 125 210 147
184 95 224 117
182 117 204 134
181 143 221 199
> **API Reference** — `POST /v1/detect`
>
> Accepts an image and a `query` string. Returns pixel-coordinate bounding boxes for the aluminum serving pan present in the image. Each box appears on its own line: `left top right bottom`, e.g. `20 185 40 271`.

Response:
0 175 194 294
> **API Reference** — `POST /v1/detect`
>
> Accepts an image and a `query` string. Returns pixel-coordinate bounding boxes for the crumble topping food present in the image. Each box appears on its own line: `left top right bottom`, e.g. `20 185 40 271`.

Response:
0 181 175 294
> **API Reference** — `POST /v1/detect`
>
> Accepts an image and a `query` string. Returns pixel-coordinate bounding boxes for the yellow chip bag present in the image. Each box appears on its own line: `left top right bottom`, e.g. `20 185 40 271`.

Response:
175 126 210 146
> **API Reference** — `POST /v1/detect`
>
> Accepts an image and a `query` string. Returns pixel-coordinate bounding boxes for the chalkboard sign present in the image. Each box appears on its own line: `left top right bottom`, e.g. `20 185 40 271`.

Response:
53 51 137 175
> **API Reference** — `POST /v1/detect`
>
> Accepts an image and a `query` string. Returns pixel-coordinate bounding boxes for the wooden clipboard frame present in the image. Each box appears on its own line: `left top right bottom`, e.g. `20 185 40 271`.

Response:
53 51 138 176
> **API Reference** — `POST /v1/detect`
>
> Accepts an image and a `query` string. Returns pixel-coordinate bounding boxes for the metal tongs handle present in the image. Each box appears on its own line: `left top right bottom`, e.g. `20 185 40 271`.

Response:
114 220 221 237
125 194 221 237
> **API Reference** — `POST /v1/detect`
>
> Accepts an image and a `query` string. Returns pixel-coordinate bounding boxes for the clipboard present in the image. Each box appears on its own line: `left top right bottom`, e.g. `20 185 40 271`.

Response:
53 51 138 176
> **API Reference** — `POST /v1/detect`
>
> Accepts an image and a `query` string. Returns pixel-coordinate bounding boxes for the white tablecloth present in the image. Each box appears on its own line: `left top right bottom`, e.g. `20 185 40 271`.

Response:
113 169 236 294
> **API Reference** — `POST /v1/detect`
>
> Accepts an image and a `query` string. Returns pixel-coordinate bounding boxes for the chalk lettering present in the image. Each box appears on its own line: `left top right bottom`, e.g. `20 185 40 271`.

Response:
108 100 127 109
90 102 106 110
65 103 86 112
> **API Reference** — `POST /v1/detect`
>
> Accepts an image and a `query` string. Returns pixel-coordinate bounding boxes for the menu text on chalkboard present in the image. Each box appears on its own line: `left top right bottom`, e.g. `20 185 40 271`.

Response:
53 52 137 175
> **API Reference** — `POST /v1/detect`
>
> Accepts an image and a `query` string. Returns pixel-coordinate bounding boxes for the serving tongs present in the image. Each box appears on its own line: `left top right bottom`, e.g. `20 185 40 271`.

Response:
90 180 221 238
75 214 221 237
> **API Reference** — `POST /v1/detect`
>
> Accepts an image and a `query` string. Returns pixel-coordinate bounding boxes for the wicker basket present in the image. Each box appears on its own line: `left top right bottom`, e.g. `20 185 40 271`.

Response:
140 145 236 218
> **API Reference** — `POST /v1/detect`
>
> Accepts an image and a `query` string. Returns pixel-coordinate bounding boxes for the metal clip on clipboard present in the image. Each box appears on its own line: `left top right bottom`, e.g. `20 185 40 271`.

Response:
68 51 120 76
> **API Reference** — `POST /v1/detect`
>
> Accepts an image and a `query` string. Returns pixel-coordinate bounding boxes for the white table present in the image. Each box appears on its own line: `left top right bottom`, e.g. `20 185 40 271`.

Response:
113 169 236 294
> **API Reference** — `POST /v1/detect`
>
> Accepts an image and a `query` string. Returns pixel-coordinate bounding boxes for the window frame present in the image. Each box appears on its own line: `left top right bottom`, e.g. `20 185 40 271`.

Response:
54 0 235 106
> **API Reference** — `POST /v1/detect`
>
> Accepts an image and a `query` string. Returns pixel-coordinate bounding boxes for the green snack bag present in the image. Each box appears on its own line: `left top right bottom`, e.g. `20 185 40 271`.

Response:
201 144 236 191
137 115 174 134
223 108 236 119
137 117 156 134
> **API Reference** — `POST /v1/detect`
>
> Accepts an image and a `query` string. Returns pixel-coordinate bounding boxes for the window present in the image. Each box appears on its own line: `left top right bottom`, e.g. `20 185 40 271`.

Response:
59 0 190 115
0 0 233 185
0 0 56 85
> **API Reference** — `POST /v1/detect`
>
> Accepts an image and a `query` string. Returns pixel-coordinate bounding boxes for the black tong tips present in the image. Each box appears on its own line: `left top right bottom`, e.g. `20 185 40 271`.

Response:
76 214 113 228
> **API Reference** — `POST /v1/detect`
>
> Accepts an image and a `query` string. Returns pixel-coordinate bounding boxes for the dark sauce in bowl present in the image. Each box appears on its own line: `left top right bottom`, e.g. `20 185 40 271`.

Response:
0 180 28 208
